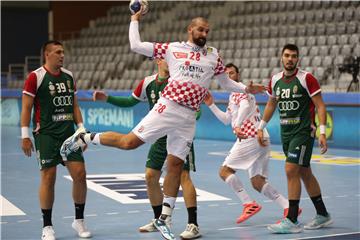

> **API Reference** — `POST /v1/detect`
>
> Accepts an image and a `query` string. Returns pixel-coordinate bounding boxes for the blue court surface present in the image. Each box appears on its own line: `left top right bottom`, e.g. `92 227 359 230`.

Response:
1 126 359 240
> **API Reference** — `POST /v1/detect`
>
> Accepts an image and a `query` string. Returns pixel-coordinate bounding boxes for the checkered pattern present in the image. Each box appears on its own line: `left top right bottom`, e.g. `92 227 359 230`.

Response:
161 80 207 111
153 42 169 59
240 120 257 138
214 57 225 75
231 93 248 105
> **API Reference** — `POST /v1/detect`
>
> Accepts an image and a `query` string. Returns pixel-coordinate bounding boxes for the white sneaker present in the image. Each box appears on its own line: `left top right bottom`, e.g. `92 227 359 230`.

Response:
139 217 172 233
180 223 201 239
60 127 87 159
42 226 55 240
139 219 158 232
72 219 92 238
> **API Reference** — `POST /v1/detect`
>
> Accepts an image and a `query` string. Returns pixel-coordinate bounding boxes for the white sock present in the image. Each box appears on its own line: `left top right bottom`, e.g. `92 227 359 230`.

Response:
84 133 101 145
261 183 288 209
225 174 253 204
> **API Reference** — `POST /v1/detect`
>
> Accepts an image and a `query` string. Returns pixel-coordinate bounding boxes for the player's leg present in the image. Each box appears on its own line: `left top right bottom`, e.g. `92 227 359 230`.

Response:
298 137 332 229
179 170 201 239
66 158 92 238
35 134 59 240
268 137 304 233
247 145 289 217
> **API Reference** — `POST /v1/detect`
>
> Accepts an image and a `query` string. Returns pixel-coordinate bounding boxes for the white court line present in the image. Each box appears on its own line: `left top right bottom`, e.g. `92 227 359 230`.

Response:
1 222 8 224
17 220 30 223
128 210 140 214
106 212 119 215
218 223 269 231
0 195 26 216
336 195 348 198
85 214 97 217
284 231 360 240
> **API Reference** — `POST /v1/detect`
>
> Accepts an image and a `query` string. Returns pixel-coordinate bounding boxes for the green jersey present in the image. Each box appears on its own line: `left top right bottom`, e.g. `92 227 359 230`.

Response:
132 73 168 110
23 66 76 138
269 68 321 141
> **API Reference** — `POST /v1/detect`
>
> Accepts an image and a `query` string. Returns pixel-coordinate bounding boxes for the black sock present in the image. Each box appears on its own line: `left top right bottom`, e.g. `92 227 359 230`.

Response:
152 204 162 219
310 195 328 217
287 200 300 223
41 208 52 227
75 203 85 219
187 207 198 226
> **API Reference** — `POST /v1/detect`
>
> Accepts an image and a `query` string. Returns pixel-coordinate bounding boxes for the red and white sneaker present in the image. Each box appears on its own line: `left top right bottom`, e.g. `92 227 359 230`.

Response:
236 201 262 224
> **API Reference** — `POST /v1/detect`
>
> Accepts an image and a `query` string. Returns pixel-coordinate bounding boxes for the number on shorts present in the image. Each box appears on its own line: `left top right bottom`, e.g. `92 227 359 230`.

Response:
155 103 166 113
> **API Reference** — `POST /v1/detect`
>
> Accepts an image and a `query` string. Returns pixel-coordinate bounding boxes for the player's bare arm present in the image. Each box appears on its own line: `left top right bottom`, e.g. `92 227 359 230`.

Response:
257 97 277 147
312 93 328 154
20 94 34 157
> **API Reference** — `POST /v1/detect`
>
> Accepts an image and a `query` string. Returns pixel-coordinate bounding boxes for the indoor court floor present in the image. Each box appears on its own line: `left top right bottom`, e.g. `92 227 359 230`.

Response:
1 126 359 240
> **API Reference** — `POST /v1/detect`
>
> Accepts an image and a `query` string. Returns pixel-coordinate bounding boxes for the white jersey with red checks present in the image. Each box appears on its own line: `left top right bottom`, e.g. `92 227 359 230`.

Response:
153 41 225 110
227 93 261 138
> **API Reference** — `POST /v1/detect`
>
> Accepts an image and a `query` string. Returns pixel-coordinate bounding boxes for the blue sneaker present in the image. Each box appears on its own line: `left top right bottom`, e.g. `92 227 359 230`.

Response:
60 127 87 160
304 214 333 230
268 218 303 234
154 219 175 240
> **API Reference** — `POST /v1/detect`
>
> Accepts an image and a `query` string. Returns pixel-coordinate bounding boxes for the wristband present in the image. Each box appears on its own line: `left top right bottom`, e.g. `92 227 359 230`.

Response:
258 120 267 130
21 126 30 139
77 123 84 129
319 125 326 135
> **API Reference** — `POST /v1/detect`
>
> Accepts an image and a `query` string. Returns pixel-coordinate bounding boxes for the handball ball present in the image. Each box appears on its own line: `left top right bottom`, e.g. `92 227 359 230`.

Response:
129 0 149 15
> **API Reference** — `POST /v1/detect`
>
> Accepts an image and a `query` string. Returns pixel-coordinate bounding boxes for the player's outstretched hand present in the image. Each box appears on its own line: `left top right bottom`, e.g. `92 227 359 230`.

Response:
93 91 108 102
319 134 328 154
22 138 34 157
246 81 268 94
131 5 143 21
204 91 214 106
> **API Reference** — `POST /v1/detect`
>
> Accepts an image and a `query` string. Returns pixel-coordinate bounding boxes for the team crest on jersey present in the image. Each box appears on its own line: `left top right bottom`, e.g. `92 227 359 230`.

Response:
293 85 298 94
206 47 213 54
150 90 156 103
48 82 56 96
275 87 280 101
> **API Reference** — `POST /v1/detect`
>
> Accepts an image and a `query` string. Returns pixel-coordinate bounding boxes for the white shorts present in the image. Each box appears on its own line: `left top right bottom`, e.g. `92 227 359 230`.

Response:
132 97 196 161
222 137 270 179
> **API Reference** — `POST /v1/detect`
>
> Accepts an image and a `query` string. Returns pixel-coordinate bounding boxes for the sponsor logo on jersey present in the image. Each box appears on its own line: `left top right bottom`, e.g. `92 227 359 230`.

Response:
173 52 188 59
280 117 300 125
179 64 204 79
64 174 230 204
278 100 300 111
52 95 73 107
41 159 53 164
52 113 74 122
288 152 297 158
292 94 303 98
207 47 213 53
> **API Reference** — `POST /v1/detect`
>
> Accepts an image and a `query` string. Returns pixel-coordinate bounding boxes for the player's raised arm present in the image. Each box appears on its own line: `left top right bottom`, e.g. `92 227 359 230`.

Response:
215 72 266 94
204 91 231 125
129 7 154 57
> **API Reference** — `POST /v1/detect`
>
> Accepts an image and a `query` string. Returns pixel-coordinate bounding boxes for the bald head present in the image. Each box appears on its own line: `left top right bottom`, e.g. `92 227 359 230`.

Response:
188 17 209 29
187 17 210 47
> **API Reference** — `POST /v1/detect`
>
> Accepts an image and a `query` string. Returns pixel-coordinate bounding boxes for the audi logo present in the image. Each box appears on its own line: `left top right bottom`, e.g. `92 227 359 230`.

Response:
53 96 73 107
277 101 300 111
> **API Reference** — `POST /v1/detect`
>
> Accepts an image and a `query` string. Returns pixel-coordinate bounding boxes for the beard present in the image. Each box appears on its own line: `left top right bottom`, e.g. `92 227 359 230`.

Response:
193 36 206 47
283 61 297 71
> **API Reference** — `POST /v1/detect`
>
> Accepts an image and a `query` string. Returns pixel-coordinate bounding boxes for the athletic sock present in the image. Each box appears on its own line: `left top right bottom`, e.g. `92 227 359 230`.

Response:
152 204 162 219
41 208 53 227
83 133 100 145
225 174 253 204
74 203 85 219
287 200 300 223
187 207 198 226
261 183 288 209
310 194 328 217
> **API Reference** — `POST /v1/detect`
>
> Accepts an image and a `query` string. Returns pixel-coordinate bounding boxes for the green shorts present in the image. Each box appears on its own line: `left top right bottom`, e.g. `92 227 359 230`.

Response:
34 133 84 170
282 132 315 167
146 137 196 172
